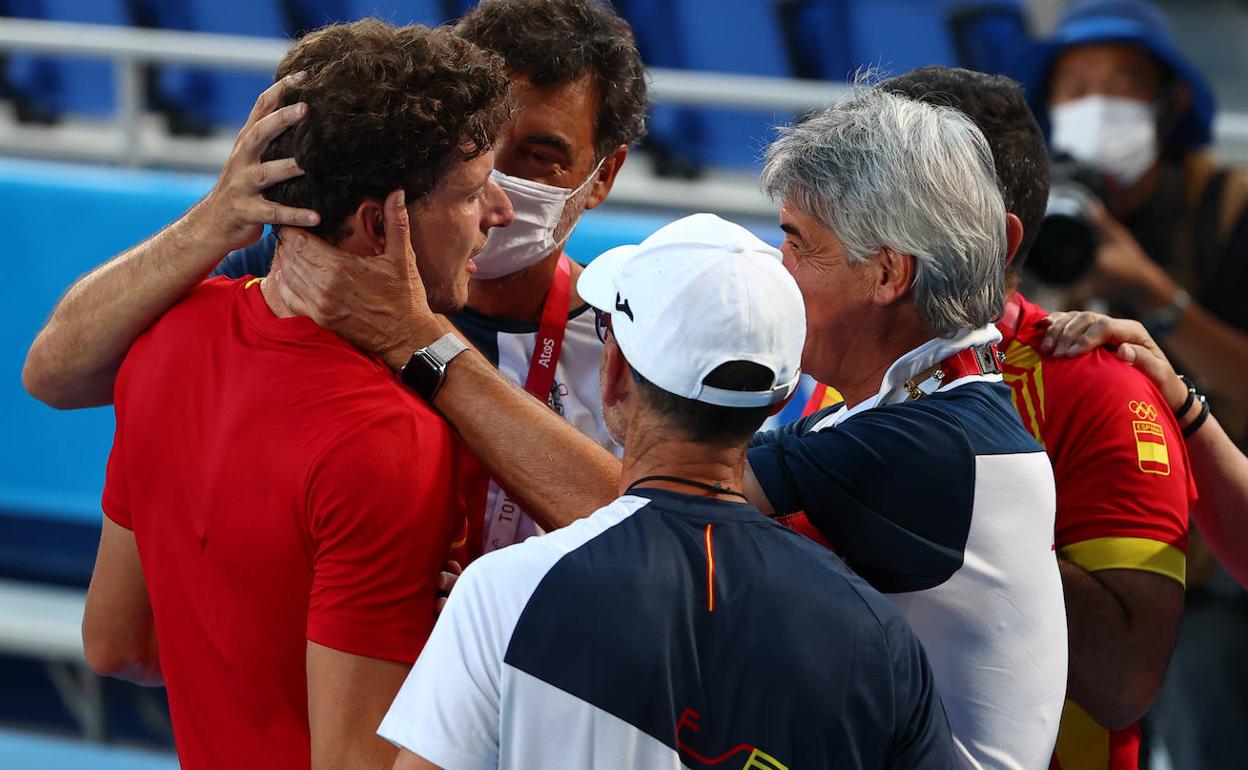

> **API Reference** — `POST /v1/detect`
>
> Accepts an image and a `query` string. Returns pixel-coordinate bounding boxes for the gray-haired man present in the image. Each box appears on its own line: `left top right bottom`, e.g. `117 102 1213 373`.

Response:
258 85 1067 767
742 87 1067 769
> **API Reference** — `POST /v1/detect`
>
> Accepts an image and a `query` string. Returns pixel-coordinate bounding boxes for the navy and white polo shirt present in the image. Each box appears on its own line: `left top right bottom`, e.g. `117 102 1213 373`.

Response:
378 489 958 770
214 235 622 552
748 326 1068 770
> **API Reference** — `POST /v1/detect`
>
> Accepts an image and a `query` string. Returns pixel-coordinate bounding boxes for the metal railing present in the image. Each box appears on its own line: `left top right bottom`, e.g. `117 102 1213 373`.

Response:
1 16 1246 214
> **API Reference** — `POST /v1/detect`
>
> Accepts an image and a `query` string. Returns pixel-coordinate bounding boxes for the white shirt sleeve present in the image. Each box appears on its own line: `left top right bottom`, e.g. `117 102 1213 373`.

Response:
377 561 503 770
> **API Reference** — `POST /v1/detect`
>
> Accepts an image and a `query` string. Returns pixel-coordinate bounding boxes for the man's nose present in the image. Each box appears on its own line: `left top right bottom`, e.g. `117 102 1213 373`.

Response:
485 178 515 230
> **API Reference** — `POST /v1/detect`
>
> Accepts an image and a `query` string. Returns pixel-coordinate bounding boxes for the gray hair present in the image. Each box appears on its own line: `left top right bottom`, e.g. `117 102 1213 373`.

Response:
762 86 1006 337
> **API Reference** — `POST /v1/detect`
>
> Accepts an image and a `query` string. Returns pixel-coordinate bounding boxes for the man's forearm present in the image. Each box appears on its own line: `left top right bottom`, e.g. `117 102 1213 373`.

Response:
432 346 621 530
1059 561 1182 730
1188 416 1248 589
383 323 620 531
23 200 232 409
24 78 315 410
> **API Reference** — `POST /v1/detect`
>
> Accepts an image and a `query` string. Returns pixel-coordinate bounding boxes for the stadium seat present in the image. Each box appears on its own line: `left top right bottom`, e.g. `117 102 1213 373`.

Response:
780 0 855 81
145 0 293 131
3 0 135 120
838 0 1023 76
291 0 450 29
620 0 796 171
947 1 1030 76
843 0 959 74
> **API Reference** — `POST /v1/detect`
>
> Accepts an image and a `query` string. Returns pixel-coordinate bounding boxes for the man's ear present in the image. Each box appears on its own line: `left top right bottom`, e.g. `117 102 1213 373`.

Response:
585 145 628 210
600 337 632 408
343 199 387 255
871 246 916 306
1004 213 1025 268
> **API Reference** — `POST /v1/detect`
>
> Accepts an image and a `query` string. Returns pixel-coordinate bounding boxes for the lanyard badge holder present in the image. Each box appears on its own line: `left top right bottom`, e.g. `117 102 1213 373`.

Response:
903 344 1003 401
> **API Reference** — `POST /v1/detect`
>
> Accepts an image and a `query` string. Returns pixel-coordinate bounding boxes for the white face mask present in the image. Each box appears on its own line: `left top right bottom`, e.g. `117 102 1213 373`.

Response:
1050 95 1159 189
472 159 604 280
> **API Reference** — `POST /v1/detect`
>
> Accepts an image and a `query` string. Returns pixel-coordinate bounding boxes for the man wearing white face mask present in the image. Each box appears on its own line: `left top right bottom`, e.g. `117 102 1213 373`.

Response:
1021 0 1248 449
1020 4 1248 768
22 0 648 562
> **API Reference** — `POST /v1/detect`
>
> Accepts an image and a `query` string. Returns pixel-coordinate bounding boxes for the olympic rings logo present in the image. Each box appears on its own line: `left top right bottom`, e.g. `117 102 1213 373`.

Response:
1129 400 1158 421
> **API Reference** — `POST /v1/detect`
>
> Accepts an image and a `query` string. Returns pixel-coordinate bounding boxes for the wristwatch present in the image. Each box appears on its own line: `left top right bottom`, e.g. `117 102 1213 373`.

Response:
399 333 469 402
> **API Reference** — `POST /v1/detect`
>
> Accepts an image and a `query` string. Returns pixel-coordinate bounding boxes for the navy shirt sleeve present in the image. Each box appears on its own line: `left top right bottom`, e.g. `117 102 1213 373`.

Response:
750 404 842 449
883 611 959 769
747 401 975 593
210 231 278 279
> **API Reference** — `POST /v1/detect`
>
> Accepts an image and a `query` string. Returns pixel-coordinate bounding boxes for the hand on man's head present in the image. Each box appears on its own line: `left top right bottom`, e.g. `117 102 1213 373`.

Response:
273 189 448 368
197 73 322 254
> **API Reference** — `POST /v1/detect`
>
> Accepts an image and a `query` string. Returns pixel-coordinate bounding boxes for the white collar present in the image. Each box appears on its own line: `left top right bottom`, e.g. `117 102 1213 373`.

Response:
814 323 1003 430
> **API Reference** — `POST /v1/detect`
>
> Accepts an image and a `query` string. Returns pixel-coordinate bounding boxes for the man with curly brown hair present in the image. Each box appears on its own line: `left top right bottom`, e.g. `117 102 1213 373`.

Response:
75 21 513 770
24 0 650 564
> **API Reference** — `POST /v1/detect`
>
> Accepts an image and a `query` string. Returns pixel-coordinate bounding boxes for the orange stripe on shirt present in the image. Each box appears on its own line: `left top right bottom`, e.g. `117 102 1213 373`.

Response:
704 523 715 613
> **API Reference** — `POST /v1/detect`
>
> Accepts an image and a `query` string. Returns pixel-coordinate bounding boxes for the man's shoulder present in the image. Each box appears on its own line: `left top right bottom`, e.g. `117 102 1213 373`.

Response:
1014 329 1170 418
851 380 1043 458
125 276 243 361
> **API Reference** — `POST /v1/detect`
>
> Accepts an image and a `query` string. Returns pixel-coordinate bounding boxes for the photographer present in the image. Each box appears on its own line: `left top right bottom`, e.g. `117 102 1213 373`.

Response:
1021 0 1248 445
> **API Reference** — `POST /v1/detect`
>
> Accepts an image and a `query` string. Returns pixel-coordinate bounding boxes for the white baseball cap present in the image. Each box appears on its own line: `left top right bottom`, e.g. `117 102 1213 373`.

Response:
578 213 806 408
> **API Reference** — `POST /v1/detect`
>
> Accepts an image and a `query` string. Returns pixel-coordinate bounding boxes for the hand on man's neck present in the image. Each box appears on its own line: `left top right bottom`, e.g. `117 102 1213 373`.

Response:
467 249 585 322
259 254 296 319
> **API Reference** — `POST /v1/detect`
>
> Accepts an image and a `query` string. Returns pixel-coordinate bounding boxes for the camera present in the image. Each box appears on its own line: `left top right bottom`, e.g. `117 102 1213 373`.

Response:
1026 156 1109 286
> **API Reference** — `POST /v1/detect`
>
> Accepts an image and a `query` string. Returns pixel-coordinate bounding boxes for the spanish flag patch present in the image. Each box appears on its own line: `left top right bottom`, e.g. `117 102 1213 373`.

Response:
1129 400 1170 476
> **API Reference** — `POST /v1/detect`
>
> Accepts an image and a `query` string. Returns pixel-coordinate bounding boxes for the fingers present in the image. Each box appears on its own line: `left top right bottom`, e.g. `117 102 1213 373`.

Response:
434 560 463 618
239 102 308 164
1056 315 1106 357
1117 342 1185 406
271 265 314 321
1040 311 1121 357
247 200 320 228
1107 318 1158 354
242 71 307 132
1039 313 1072 353
1117 342 1140 366
382 188 413 265
436 569 459 595
243 156 320 225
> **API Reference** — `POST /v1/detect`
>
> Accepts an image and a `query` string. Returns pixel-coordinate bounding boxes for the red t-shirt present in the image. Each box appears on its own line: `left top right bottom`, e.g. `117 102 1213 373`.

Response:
103 277 471 770
999 293 1195 770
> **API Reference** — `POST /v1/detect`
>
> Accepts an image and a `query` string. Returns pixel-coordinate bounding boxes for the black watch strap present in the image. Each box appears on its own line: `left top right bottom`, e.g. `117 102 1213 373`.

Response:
400 333 469 402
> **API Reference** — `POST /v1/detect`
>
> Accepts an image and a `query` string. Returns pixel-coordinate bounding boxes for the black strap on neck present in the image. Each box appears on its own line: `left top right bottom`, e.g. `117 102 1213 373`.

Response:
628 475 747 501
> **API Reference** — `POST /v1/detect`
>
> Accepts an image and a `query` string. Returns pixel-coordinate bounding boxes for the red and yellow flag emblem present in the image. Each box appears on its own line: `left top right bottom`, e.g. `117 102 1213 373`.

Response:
1129 400 1170 476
